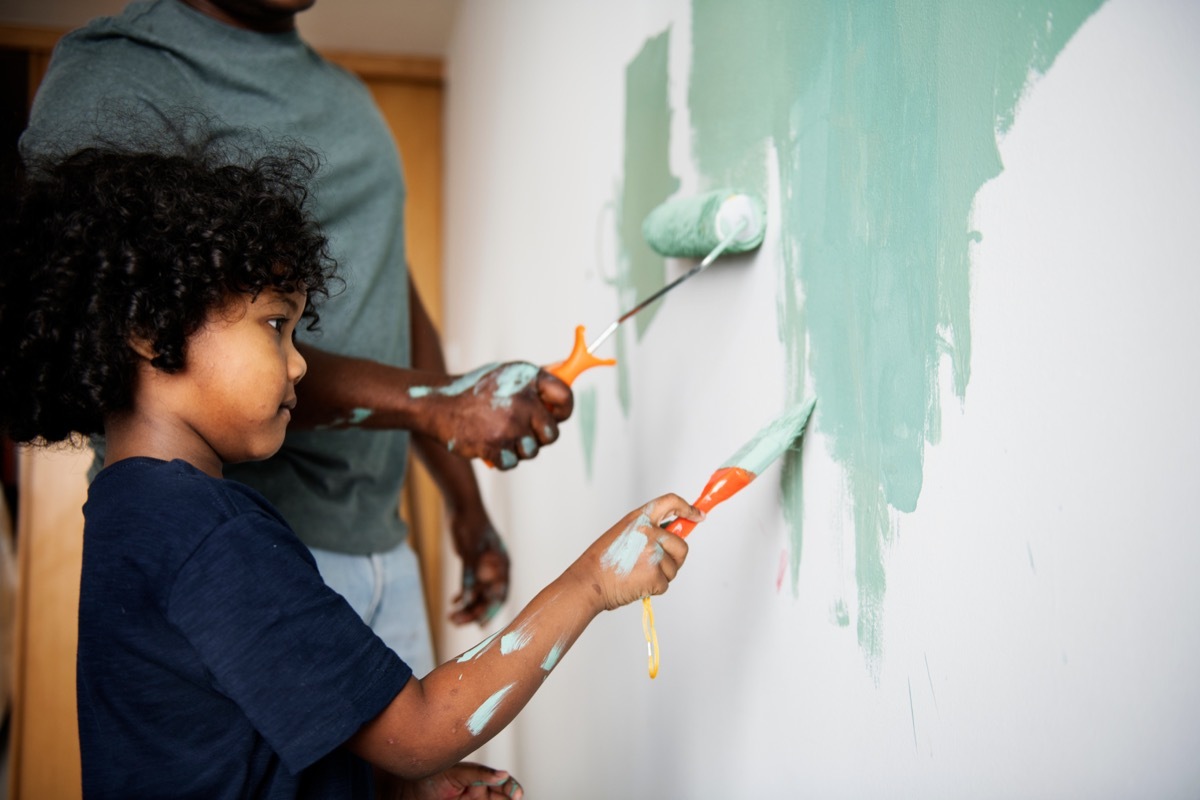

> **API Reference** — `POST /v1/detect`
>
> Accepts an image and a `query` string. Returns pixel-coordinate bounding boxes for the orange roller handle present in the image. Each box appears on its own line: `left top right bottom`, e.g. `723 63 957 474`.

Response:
664 466 755 538
485 325 614 468
546 325 616 386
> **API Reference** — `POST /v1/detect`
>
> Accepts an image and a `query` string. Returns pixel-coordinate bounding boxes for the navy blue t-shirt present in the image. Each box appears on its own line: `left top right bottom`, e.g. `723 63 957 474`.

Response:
78 458 413 798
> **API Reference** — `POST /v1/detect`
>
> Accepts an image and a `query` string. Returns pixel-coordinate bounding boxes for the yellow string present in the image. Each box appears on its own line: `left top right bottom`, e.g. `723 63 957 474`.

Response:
641 596 659 679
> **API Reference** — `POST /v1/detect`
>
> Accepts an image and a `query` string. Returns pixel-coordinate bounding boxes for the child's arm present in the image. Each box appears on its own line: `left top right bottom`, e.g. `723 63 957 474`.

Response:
345 493 701 778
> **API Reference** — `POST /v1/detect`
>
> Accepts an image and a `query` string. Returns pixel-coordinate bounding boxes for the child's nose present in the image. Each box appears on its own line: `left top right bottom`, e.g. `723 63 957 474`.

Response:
288 341 307 383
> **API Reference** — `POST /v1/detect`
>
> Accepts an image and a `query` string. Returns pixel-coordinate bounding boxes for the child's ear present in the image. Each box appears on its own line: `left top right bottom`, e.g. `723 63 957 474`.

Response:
128 335 158 362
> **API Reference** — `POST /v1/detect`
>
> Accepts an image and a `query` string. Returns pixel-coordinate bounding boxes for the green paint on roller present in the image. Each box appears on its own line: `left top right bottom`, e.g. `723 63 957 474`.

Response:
642 190 765 259
685 0 1104 677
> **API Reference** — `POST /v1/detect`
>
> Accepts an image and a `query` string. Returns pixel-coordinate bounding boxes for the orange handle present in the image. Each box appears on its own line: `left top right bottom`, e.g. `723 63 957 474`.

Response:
485 325 615 468
664 466 755 538
546 325 616 386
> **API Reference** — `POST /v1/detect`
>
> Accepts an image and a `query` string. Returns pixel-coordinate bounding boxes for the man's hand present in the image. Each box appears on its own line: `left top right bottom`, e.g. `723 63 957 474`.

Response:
448 517 509 626
411 362 573 469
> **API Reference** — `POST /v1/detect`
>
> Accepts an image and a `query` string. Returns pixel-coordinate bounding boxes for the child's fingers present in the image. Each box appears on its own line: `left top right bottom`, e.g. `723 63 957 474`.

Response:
643 493 705 528
636 531 686 597
657 529 689 569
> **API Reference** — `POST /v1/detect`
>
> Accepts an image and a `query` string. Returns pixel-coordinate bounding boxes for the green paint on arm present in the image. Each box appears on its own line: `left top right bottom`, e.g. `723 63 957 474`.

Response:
456 631 500 663
500 622 535 655
541 636 569 672
467 683 515 736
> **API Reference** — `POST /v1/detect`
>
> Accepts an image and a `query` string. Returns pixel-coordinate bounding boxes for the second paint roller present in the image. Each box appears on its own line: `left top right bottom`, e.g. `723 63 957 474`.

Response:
547 188 766 384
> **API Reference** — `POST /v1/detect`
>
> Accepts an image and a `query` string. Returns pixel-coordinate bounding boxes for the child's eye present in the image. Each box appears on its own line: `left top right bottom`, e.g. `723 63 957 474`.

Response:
267 318 285 333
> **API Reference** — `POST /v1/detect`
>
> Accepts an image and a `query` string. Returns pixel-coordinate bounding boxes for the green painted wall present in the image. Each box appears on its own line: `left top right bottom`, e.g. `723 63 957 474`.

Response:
615 0 1104 676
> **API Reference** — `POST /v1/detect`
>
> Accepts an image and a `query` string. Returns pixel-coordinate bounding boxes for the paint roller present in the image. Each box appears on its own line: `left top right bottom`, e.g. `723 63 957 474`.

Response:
482 190 766 469
547 188 766 384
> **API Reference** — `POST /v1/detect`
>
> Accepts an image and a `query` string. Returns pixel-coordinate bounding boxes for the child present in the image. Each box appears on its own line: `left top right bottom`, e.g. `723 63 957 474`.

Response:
0 141 700 799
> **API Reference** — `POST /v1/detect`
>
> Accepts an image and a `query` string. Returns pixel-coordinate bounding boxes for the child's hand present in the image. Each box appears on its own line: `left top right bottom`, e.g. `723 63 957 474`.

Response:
573 494 700 612
398 763 522 799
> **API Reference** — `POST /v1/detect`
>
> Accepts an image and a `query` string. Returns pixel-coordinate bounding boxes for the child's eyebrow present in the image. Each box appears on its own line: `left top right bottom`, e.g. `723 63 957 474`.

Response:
268 292 304 314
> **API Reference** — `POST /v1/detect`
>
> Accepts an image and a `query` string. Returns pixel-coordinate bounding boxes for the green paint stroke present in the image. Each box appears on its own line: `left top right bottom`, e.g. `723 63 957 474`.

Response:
689 0 1103 677
467 683 516 736
614 29 680 415
577 385 598 480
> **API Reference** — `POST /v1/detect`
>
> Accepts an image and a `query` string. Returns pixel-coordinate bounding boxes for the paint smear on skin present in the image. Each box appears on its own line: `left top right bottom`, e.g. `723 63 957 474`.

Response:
409 363 499 399
348 407 373 425
648 538 666 566
682 0 1104 678
500 621 535 655
612 29 679 417
499 449 517 469
577 386 598 481
519 435 538 457
467 683 515 736
456 631 500 663
491 363 539 409
601 509 652 576
541 635 570 672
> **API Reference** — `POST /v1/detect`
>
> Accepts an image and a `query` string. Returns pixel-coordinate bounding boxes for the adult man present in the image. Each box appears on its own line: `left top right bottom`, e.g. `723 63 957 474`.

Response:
21 0 573 678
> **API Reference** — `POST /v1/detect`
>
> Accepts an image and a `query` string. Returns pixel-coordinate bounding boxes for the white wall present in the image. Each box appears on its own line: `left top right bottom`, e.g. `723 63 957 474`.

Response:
442 1 1200 797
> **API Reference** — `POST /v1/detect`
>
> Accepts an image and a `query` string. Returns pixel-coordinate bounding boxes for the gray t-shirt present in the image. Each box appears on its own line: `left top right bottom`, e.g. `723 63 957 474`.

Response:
22 0 412 553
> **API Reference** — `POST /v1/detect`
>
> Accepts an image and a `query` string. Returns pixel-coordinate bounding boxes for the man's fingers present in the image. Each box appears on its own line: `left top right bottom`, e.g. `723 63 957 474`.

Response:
536 370 573 420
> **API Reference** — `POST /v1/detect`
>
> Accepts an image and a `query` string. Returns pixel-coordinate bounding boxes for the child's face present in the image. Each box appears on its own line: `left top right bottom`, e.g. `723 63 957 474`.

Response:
169 287 309 467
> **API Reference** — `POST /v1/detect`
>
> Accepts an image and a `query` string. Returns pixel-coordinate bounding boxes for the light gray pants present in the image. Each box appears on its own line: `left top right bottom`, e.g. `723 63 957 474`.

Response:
310 541 436 678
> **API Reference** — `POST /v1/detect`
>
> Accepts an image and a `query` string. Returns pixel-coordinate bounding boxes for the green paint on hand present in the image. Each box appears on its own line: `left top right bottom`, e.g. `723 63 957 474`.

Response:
687 0 1104 677
491 363 538 409
601 510 652 576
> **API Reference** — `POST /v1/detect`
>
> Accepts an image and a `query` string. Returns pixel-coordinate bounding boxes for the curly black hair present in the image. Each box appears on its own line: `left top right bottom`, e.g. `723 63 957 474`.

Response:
0 139 339 445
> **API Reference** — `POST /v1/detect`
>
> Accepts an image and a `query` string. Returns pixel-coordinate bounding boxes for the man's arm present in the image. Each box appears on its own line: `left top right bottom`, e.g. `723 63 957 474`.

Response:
407 278 510 625
288 284 573 468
